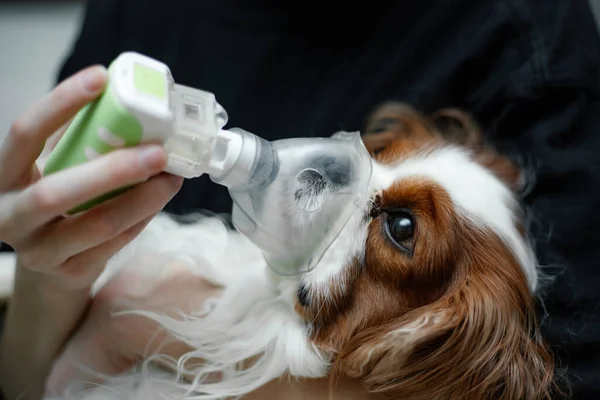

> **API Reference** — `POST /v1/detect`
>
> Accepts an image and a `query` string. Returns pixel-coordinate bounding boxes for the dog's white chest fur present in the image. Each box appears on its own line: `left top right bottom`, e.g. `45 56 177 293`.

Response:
45 213 329 400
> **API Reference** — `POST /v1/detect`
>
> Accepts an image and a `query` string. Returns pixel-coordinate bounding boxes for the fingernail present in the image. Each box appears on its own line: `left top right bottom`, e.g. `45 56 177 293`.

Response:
169 174 184 187
82 65 108 94
138 146 166 169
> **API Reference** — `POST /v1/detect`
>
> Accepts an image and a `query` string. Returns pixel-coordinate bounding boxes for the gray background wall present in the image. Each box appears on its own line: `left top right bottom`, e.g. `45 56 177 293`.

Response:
0 2 84 140
0 1 599 141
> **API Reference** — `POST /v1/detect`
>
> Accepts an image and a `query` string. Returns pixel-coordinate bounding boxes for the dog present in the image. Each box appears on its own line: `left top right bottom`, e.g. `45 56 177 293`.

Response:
38 102 558 399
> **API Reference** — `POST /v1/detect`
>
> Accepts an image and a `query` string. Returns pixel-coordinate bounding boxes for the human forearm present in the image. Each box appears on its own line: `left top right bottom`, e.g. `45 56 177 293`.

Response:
0 261 90 400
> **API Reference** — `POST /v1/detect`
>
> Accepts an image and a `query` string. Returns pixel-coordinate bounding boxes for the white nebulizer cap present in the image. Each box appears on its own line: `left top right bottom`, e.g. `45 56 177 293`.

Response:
163 83 232 179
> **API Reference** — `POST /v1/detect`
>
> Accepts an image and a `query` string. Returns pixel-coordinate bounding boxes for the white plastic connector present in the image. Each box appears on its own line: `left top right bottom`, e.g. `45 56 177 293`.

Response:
162 83 230 179
209 128 260 188
204 129 243 179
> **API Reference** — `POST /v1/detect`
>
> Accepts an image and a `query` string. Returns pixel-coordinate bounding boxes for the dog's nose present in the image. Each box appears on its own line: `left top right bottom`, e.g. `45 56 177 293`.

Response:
309 155 353 187
293 155 354 212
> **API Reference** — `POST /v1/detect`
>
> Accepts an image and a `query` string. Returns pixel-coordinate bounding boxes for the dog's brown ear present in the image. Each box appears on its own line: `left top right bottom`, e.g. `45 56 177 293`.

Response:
362 102 438 155
430 108 527 195
477 150 528 195
332 229 558 400
363 103 527 194
362 104 482 156
429 108 484 150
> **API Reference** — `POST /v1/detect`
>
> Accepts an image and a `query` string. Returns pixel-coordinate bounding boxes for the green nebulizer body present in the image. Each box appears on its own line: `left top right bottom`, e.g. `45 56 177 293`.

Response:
44 51 229 214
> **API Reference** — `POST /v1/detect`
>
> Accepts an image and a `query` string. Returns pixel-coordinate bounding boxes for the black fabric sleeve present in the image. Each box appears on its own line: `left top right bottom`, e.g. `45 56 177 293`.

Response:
486 82 600 396
465 3 600 395
56 0 127 84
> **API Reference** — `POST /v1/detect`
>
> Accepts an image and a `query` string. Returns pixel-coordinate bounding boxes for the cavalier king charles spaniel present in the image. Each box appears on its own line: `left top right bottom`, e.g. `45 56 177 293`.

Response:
41 102 558 399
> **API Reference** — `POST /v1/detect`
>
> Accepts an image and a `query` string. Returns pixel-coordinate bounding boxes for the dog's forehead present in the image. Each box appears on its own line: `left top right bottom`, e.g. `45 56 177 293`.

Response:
372 146 515 218
371 145 538 290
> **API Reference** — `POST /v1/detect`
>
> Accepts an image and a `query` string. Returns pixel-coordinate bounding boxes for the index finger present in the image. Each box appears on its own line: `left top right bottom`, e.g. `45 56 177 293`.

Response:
12 145 169 230
0 65 108 188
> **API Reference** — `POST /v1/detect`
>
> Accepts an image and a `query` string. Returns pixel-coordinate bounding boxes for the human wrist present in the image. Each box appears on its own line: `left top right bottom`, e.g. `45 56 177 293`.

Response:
15 254 98 293
0 261 92 399
4 259 91 348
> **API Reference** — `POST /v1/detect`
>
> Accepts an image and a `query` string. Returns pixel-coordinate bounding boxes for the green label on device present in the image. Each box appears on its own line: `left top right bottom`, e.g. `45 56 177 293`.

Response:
134 62 167 99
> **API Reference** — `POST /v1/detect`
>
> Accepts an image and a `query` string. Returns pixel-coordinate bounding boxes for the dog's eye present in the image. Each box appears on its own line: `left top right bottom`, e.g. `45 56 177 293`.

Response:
388 214 414 242
385 212 415 255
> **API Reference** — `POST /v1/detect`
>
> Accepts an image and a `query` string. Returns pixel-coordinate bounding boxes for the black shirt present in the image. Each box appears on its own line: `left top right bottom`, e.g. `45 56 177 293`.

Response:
7 0 600 397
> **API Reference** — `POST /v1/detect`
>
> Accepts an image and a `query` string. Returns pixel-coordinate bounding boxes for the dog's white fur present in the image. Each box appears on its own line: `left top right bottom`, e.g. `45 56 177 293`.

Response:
0 143 539 399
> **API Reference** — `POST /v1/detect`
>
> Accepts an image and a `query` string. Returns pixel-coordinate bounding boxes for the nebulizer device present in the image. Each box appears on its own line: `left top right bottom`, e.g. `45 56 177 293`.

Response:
44 52 373 275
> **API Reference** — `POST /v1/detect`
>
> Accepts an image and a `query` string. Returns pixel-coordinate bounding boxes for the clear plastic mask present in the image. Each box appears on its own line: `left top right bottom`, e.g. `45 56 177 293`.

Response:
221 130 373 275
153 78 373 276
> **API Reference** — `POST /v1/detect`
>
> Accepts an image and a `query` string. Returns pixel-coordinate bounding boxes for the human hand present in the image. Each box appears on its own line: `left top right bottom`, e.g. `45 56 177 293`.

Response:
0 65 183 291
0 65 183 400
